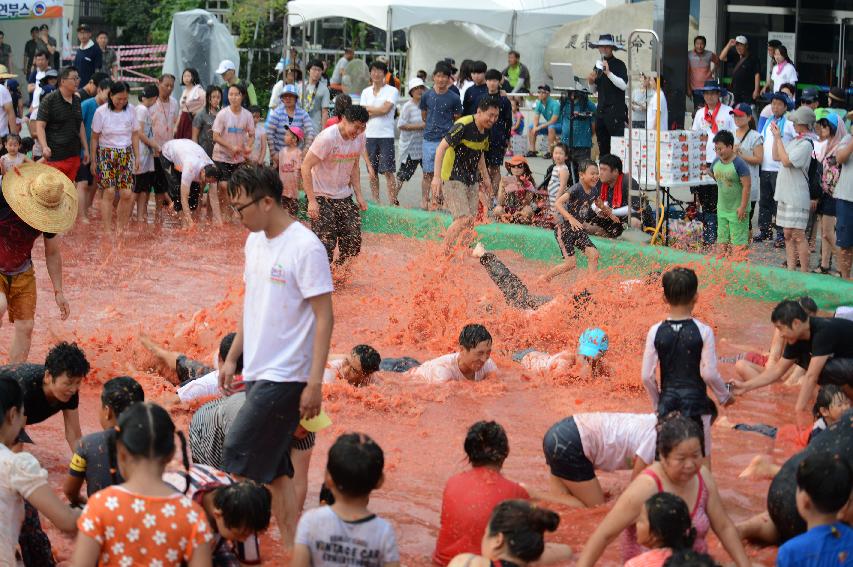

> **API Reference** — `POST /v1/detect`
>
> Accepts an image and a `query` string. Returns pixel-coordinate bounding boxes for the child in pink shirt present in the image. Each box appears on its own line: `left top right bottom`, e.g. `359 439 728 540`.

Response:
278 125 303 217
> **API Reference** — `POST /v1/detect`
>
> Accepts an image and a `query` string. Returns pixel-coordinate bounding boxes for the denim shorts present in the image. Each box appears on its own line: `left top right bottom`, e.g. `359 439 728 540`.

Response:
422 139 441 174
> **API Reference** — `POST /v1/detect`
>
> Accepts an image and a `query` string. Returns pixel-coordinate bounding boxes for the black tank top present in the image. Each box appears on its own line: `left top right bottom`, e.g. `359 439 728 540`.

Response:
653 319 716 418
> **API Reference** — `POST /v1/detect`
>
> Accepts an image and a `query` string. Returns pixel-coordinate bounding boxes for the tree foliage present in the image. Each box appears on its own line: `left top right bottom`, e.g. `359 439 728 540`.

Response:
104 0 203 45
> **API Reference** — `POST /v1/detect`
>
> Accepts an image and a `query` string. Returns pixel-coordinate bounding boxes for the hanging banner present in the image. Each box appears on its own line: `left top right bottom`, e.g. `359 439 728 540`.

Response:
0 0 62 20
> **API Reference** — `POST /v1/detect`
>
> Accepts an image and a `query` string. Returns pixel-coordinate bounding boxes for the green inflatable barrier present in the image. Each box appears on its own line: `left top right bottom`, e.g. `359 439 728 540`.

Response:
361 205 853 310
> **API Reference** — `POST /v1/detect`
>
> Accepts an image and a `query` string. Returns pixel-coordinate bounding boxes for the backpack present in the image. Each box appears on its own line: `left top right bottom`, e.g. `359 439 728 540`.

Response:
804 140 824 200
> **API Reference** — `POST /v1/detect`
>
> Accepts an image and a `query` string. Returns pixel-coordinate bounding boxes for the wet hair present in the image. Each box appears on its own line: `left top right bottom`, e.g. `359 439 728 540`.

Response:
657 413 704 459
798 296 818 315
227 83 247 104
369 60 388 74
343 104 369 124
485 69 502 82
471 60 487 74
352 344 381 375
663 550 720 567
477 97 500 113
213 481 272 532
45 341 90 380
101 376 144 418
333 93 352 117
712 130 734 147
89 71 109 86
644 493 696 550
694 35 707 45
228 164 282 202
770 300 809 327
0 377 23 424
326 433 384 497
813 384 847 420
464 420 509 467
775 45 793 65
113 402 190 489
433 62 453 77
797 452 853 514
579 159 598 173
182 67 200 86
205 85 222 114
598 154 623 173
662 267 699 306
458 323 492 349
219 332 243 374
106 81 131 111
486 500 559 562
203 164 222 182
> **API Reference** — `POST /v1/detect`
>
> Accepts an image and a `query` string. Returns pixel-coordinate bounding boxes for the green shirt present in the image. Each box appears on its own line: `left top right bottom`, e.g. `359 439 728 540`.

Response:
507 65 521 89
711 156 751 215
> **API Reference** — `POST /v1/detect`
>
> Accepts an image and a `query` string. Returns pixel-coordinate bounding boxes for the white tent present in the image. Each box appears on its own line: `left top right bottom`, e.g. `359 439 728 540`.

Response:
163 9 239 93
286 0 605 53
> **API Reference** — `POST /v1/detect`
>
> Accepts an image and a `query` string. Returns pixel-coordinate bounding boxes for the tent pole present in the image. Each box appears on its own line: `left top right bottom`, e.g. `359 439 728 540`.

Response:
385 7 392 61
509 11 517 49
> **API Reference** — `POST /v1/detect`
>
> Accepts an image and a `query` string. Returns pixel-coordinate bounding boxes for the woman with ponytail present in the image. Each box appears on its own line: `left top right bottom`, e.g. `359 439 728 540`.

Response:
71 402 213 566
0 377 78 563
448 500 561 567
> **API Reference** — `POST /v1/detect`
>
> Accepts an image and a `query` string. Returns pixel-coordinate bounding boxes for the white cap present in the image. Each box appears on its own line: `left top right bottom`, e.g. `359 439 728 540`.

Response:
407 77 425 94
215 59 236 75
735 35 748 45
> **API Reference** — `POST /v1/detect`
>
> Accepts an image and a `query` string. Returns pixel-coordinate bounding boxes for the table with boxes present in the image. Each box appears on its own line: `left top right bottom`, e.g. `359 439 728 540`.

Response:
610 129 712 188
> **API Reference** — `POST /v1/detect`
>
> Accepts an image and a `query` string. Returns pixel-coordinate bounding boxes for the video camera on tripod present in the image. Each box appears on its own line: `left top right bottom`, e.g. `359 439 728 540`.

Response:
549 62 594 184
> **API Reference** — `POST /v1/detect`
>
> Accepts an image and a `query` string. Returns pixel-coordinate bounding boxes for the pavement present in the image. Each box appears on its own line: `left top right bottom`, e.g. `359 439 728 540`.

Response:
359 152 835 273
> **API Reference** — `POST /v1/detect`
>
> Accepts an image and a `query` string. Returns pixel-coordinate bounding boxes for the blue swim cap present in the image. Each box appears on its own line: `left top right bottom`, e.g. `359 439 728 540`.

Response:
578 327 609 358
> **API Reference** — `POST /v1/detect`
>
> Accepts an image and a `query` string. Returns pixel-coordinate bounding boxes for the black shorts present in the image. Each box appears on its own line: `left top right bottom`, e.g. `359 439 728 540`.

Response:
75 161 93 184
214 161 242 181
554 222 595 258
175 355 214 386
366 138 396 174
396 156 421 182
133 171 157 194
543 417 595 482
222 380 305 483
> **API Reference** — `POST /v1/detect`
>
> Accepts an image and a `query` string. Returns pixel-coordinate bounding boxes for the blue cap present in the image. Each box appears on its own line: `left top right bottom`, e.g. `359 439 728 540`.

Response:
730 103 753 117
280 84 298 98
578 328 609 358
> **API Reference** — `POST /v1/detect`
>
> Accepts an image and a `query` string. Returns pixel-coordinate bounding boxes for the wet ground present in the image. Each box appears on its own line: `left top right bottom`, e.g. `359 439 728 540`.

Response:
8 219 806 565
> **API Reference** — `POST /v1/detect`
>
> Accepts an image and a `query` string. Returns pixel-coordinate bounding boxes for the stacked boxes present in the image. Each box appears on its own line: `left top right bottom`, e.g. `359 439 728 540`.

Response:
609 130 712 186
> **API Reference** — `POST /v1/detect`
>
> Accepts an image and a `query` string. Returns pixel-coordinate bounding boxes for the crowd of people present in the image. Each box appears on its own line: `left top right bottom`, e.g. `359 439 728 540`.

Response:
1 21 853 567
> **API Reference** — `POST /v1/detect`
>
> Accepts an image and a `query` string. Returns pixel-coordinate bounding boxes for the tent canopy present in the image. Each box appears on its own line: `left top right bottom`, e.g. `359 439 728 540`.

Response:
286 0 605 37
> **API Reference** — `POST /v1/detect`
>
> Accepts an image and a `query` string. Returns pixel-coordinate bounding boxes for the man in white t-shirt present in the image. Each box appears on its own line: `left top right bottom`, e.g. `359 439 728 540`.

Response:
691 80 735 245
302 105 369 268
0 82 16 137
160 139 222 226
219 164 333 550
754 91 796 244
360 60 400 205
410 324 498 383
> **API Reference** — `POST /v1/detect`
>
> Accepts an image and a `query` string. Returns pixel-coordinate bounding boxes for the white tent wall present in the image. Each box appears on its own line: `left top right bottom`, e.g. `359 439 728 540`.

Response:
407 22 559 92
162 9 239 96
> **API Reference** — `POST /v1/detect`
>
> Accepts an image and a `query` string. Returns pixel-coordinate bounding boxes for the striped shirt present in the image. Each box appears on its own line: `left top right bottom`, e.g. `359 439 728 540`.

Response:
267 104 316 153
189 393 245 470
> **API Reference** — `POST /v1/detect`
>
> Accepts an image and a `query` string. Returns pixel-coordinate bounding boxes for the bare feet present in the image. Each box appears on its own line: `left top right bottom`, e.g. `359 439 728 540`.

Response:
472 242 486 258
139 333 159 355
714 415 734 429
739 454 780 479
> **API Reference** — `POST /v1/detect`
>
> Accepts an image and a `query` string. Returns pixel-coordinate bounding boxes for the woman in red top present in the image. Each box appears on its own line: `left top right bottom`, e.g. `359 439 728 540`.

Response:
433 421 529 565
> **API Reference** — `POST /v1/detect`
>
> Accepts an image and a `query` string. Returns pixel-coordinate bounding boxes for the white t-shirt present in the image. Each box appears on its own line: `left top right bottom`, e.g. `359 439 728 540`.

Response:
295 506 399 567
92 104 138 149
0 84 12 137
360 84 399 138
162 139 213 189
573 413 658 471
770 62 798 92
835 137 853 202
692 103 735 162
410 352 498 383
519 350 574 375
176 370 220 402
242 222 334 383
0 445 49 564
136 104 155 173
307 124 366 199
759 115 796 172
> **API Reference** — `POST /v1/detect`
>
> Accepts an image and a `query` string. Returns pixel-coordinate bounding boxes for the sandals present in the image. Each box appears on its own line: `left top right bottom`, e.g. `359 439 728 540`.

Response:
812 266 842 277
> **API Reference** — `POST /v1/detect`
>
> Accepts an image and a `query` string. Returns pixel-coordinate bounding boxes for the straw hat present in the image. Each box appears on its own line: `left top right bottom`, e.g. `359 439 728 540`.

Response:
2 163 77 233
0 65 15 79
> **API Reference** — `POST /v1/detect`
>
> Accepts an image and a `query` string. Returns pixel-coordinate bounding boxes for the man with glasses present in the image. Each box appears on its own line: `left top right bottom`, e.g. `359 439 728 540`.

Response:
219 165 333 551
301 104 370 268
160 138 223 227
35 66 89 181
